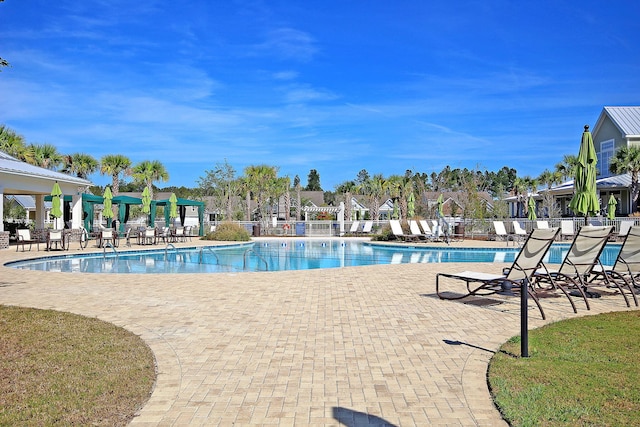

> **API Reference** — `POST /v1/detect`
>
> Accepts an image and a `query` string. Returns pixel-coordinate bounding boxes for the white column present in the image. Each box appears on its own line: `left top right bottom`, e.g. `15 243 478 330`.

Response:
72 194 82 229
35 195 46 229
339 202 345 236
0 185 4 232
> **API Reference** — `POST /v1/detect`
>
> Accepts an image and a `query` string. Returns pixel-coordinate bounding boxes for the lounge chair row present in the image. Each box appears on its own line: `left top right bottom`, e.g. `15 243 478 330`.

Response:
437 225 639 319
389 219 446 242
494 219 637 243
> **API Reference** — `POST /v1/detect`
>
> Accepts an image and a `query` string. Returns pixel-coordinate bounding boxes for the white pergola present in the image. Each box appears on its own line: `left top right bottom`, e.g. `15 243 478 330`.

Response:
302 202 345 235
0 151 92 233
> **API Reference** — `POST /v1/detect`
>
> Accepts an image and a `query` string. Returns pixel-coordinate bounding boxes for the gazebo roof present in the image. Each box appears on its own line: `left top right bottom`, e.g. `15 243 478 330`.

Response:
0 150 92 195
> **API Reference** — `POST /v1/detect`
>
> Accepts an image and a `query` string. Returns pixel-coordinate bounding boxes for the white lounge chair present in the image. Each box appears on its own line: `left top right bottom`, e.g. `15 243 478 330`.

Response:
493 221 515 245
389 220 419 242
536 220 550 229
361 221 374 234
512 221 528 241
419 220 432 235
409 220 433 241
560 220 575 240
617 220 634 240
348 221 361 234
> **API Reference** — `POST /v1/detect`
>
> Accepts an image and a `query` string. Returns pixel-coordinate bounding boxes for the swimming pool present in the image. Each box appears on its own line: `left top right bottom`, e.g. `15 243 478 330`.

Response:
7 240 621 274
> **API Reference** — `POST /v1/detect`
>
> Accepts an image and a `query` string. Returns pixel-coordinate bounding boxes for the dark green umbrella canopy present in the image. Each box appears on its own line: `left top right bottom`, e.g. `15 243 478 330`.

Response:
569 125 600 218
527 196 537 221
607 194 617 220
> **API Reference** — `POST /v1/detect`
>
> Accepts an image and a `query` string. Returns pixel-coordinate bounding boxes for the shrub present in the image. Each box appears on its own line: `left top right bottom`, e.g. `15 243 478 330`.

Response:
371 224 395 241
203 222 251 241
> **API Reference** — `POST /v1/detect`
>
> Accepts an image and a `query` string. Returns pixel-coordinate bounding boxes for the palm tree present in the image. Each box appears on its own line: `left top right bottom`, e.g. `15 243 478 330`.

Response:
336 180 357 221
64 153 99 179
0 125 27 159
244 165 278 223
511 177 528 218
132 160 169 199
26 143 62 169
100 154 132 196
358 174 386 221
609 146 640 213
555 154 579 181
538 169 563 218
385 175 404 219
293 175 302 220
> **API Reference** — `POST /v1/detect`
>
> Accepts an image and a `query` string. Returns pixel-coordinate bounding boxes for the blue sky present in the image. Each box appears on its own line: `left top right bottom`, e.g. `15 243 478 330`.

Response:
1 1 639 190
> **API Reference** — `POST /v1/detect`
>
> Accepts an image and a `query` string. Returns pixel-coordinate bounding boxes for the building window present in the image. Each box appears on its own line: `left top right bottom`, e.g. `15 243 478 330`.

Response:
597 139 614 177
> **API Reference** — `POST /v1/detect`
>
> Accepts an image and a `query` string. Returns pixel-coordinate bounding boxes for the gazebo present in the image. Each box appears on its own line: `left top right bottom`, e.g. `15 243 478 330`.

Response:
0 151 92 248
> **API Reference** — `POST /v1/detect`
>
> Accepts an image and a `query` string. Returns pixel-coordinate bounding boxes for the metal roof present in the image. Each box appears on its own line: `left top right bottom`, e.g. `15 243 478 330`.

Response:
600 106 640 136
0 150 92 187
6 195 52 209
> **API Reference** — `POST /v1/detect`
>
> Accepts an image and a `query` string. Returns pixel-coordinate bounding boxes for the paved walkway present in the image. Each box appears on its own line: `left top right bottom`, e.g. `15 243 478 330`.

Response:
0 237 635 426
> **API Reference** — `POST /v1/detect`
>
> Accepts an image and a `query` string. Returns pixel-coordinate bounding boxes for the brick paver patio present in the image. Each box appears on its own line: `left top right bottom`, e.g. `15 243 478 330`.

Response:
0 237 635 426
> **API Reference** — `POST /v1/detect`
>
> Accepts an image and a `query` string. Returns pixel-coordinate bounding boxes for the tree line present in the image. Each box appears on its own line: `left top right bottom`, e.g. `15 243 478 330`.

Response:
3 123 640 222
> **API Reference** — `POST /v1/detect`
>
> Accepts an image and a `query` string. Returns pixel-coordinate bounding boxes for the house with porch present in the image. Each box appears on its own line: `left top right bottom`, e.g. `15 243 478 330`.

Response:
510 107 640 218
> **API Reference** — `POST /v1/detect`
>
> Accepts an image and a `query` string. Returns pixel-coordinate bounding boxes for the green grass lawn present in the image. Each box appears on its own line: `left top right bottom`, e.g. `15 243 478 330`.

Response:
0 306 156 426
488 311 640 426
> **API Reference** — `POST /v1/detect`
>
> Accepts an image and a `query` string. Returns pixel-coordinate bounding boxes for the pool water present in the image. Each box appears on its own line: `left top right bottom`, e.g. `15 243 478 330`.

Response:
7 240 621 274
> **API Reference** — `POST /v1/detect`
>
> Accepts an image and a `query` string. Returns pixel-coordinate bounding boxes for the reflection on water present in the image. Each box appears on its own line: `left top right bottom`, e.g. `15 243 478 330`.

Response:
8 241 621 275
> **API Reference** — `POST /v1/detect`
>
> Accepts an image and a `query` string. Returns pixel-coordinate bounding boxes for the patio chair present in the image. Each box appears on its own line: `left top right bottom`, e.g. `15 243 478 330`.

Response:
436 227 560 319
46 229 66 251
493 221 515 245
389 220 419 242
143 228 156 245
100 229 117 248
15 229 41 252
174 227 186 242
560 220 575 240
184 226 193 241
123 227 132 247
409 220 434 241
348 221 361 234
532 225 614 313
589 225 640 308
158 226 171 243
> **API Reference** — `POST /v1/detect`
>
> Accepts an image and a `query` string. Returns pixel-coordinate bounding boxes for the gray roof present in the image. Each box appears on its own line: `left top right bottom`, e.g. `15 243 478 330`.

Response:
547 173 631 194
600 106 640 136
6 195 52 209
0 150 91 186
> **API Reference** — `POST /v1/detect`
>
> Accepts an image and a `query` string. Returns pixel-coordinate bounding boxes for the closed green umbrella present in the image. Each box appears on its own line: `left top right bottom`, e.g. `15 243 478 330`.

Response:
569 125 600 222
437 194 444 217
392 200 399 220
607 195 617 220
527 196 537 221
103 186 114 227
407 192 415 218
169 193 178 225
50 181 63 228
